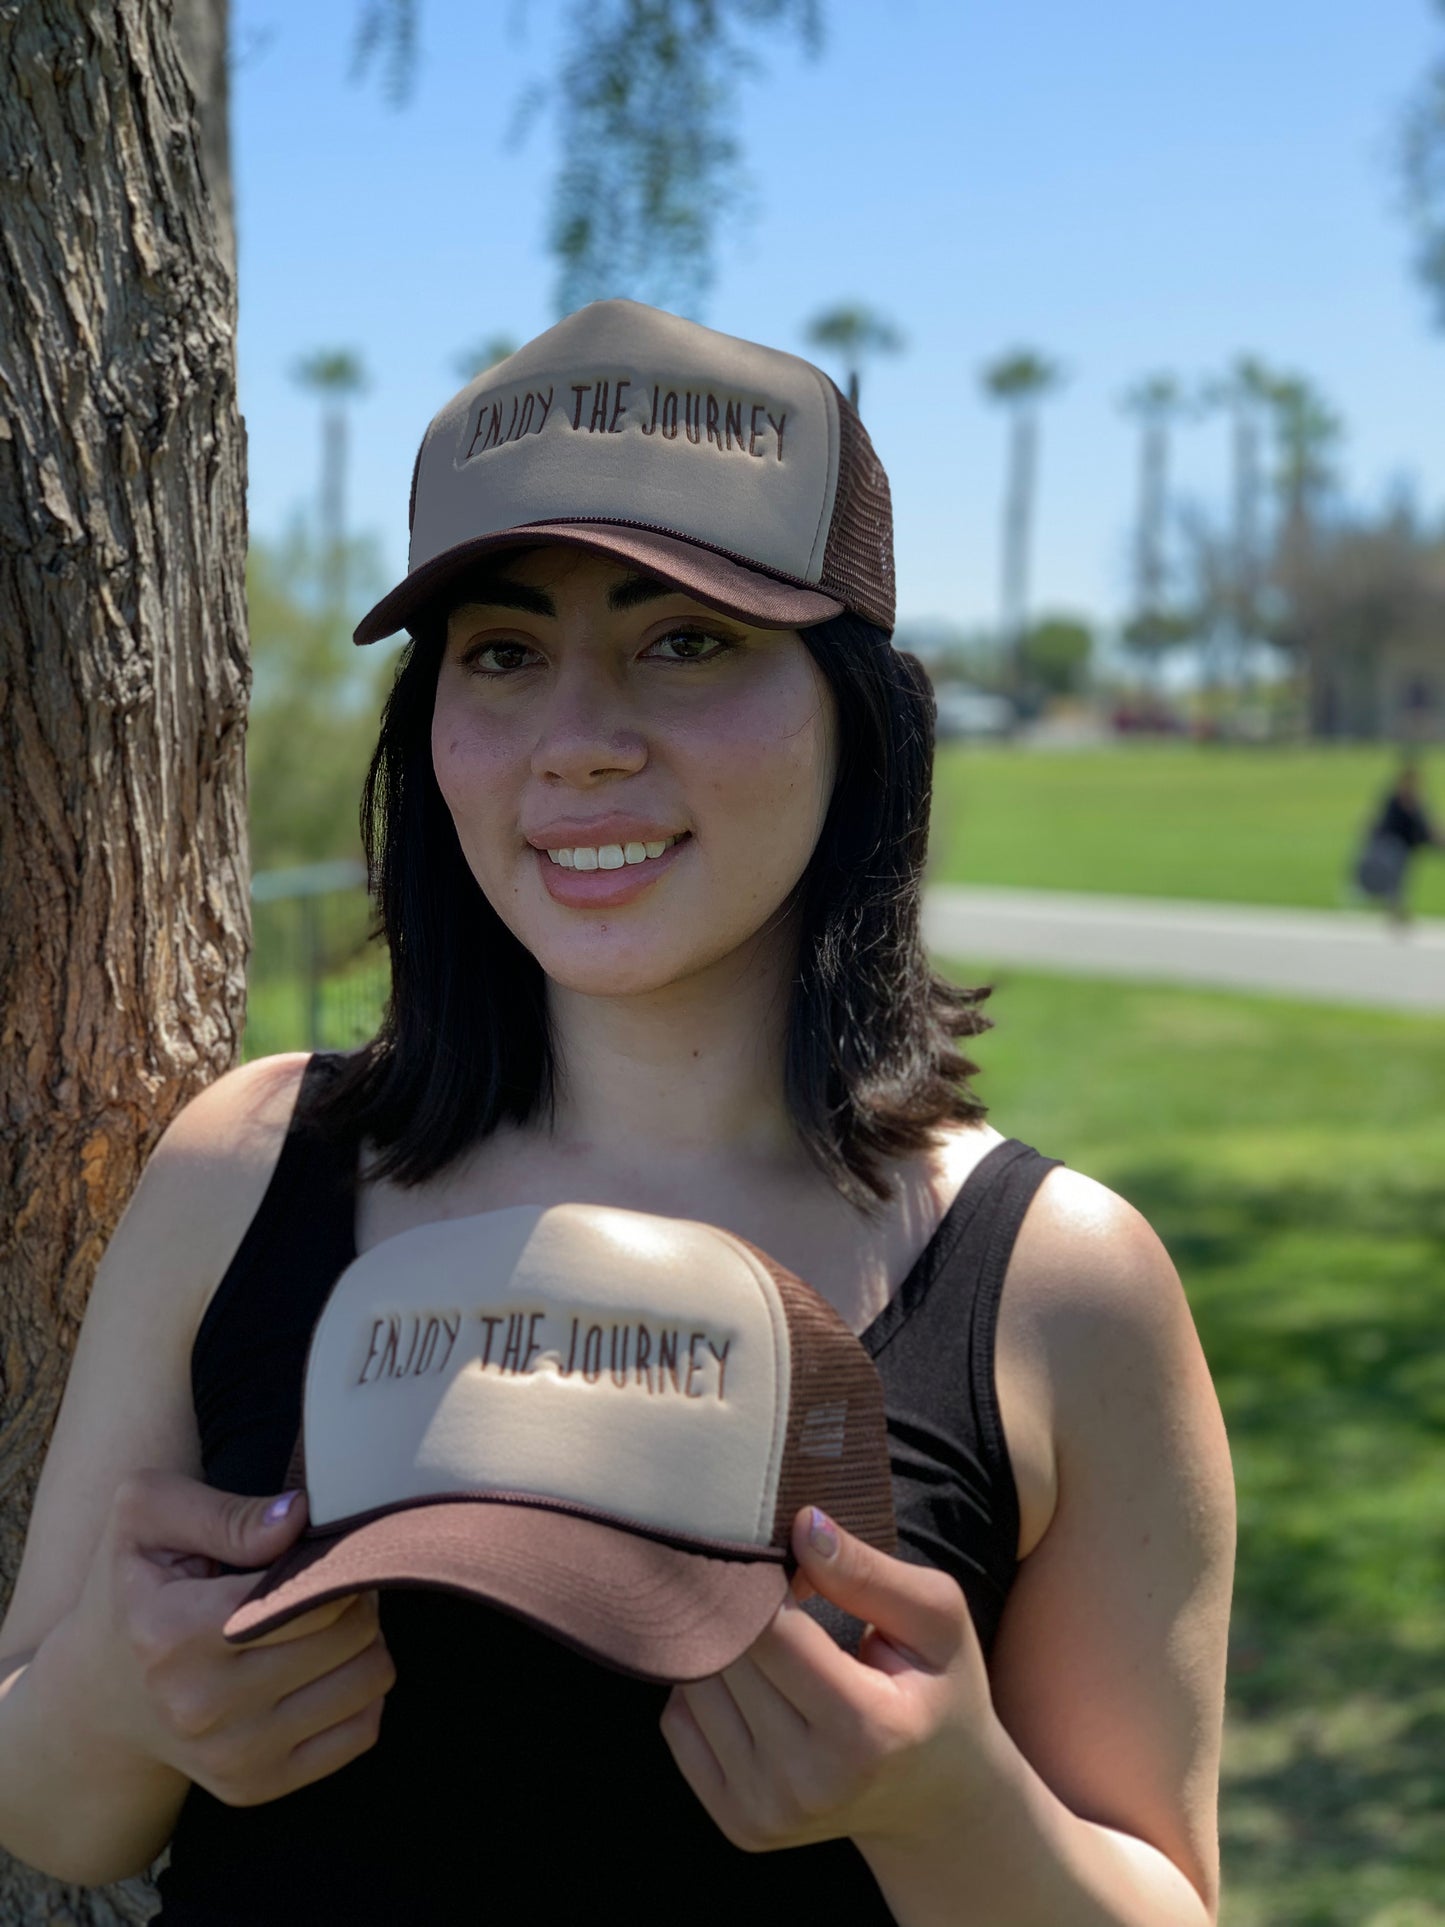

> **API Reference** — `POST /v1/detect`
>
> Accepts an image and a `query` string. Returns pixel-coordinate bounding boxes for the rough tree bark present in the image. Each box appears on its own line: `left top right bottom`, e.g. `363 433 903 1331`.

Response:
0 0 247 1918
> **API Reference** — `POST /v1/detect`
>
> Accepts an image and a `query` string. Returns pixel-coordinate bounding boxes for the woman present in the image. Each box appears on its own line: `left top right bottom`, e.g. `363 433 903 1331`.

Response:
0 301 1234 1923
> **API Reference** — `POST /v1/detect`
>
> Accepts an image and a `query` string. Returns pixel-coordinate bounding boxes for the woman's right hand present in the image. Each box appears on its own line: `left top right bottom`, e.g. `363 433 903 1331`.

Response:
61 1469 396 1808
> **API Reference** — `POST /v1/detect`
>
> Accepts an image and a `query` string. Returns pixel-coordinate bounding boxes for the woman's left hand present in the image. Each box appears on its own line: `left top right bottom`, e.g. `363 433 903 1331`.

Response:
659 1505 1005 1857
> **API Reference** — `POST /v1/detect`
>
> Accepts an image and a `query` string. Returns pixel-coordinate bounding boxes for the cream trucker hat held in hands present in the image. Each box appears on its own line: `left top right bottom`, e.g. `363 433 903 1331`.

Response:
350 297 897 647
222 1204 897 1684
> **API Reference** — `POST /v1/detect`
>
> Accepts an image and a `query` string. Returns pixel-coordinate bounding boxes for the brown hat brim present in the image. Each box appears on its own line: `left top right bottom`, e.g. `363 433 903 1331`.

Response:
351 522 845 646
222 1499 791 1684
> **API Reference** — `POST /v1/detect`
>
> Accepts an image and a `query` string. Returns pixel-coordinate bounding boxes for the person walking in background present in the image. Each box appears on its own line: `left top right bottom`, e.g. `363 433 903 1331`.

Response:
1353 764 1443 927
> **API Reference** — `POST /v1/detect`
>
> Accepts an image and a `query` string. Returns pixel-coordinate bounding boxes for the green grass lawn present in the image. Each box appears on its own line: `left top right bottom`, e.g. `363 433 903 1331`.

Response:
928 742 1445 917
944 960 1445 1927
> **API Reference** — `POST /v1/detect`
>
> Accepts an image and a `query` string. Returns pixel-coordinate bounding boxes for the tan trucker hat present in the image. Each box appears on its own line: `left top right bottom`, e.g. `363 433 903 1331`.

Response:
223 1201 897 1683
352 298 896 646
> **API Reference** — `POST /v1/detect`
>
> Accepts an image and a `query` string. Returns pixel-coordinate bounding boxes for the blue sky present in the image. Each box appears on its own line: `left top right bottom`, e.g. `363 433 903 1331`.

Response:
232 0 1445 641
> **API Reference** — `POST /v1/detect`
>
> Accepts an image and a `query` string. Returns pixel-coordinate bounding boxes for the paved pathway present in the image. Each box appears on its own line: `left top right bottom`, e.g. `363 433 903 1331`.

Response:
922 885 1445 1013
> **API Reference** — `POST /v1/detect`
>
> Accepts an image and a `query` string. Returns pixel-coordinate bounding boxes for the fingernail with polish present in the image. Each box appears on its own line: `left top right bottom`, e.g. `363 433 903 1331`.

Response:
264 1490 301 1524
809 1507 839 1558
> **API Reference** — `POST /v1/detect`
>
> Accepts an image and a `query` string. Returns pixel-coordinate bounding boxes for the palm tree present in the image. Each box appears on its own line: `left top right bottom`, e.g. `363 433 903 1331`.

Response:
1119 373 1190 691
452 335 519 383
1200 355 1274 694
1261 372 1344 692
291 347 370 617
1265 372 1343 549
803 302 905 409
980 349 1065 698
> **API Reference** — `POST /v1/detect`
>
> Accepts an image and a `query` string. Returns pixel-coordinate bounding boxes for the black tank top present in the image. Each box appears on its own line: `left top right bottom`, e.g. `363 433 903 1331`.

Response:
154 1052 1061 1925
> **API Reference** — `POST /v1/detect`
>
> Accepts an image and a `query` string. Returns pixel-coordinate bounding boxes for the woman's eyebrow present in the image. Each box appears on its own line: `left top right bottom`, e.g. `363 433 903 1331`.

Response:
607 573 677 611
463 581 556 617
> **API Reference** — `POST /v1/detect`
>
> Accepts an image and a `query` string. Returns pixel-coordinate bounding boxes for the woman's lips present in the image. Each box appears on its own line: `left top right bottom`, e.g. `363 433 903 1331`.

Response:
535 833 690 907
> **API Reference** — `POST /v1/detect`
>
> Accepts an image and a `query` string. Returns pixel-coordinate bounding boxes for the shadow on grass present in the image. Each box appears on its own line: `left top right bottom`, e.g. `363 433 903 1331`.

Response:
1102 1159 1445 1916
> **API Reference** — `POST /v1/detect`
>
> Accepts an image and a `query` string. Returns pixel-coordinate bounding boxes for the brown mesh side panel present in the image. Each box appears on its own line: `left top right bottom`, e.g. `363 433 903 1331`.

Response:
283 1429 308 1496
728 1238 897 1555
818 383 897 635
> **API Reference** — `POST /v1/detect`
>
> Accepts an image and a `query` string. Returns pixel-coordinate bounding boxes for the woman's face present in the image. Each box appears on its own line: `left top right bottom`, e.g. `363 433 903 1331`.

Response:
431 545 838 998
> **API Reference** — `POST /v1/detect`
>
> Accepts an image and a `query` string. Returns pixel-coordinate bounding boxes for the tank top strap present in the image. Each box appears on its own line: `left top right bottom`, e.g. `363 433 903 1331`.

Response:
190 1050 358 1495
850 1137 1064 1645
862 1136 1064 1363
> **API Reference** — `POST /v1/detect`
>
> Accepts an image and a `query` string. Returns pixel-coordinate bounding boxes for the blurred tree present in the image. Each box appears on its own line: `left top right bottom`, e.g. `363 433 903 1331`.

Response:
453 335 520 382
1120 607 1196 694
981 350 1065 698
354 0 826 316
1120 372 1190 680
246 523 397 870
291 347 370 619
1200 354 1274 694
1398 7 1445 327
803 302 905 408
1264 371 1343 578
1269 505 1445 740
1022 614 1094 697
545 0 823 315
1263 370 1344 699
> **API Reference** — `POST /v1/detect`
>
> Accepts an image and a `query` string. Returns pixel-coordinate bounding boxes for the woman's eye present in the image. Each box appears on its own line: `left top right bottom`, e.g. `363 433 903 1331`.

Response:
461 640 536 674
647 628 733 663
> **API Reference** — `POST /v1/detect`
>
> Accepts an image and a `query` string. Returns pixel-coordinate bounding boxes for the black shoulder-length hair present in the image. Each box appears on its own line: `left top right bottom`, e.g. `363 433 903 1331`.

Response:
295 575 993 1213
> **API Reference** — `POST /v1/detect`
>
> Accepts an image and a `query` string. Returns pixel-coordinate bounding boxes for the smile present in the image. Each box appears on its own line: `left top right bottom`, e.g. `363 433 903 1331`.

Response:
547 834 687 871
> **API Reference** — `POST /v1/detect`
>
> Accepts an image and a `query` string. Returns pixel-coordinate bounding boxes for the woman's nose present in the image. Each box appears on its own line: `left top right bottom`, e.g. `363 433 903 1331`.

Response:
528 665 648 785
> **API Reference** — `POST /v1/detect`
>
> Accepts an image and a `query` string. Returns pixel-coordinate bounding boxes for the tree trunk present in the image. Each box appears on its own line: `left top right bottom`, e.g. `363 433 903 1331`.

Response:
0 1 248 1918
1001 407 1036 698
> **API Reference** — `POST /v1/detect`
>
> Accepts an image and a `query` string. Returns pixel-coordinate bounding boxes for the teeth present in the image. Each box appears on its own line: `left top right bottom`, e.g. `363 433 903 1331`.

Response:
545 834 682 869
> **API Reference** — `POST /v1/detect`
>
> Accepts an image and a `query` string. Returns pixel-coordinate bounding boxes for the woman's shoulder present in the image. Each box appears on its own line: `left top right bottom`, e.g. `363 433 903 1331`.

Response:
1000 1160 1229 1500
114 1052 318 1339
994 1148 1225 1557
1001 1162 1201 1379
154 1049 316 1165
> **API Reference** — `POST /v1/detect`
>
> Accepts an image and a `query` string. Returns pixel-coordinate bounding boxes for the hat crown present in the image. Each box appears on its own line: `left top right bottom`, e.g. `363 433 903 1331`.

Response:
299 1202 795 1548
407 299 844 594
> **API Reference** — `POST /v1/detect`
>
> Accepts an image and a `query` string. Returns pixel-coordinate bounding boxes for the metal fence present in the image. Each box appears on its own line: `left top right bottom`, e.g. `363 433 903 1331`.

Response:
243 860 390 1061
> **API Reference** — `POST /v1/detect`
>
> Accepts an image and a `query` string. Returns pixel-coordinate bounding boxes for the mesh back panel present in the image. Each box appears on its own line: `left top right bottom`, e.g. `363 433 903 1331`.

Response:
733 1240 897 1554
818 384 897 635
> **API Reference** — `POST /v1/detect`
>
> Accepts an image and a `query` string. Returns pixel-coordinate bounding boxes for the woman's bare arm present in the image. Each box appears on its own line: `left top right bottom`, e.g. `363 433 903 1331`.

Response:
0 1053 314 1880
950 1167 1236 1921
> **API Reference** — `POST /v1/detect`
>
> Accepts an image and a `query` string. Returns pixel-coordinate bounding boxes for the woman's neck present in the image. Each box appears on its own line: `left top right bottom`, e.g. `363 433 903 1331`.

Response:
542 928 802 1172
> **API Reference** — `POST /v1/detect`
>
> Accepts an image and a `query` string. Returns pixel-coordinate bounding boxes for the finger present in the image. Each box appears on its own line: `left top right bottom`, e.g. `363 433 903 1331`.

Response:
236 1594 385 1701
791 1508 964 1673
673 1673 755 1785
269 1628 397 1750
115 1470 309 1574
278 1698 387 1799
745 1595 874 1725
238 1591 381 1650
659 1689 726 1805
715 1649 809 1754
143 1567 372 1651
